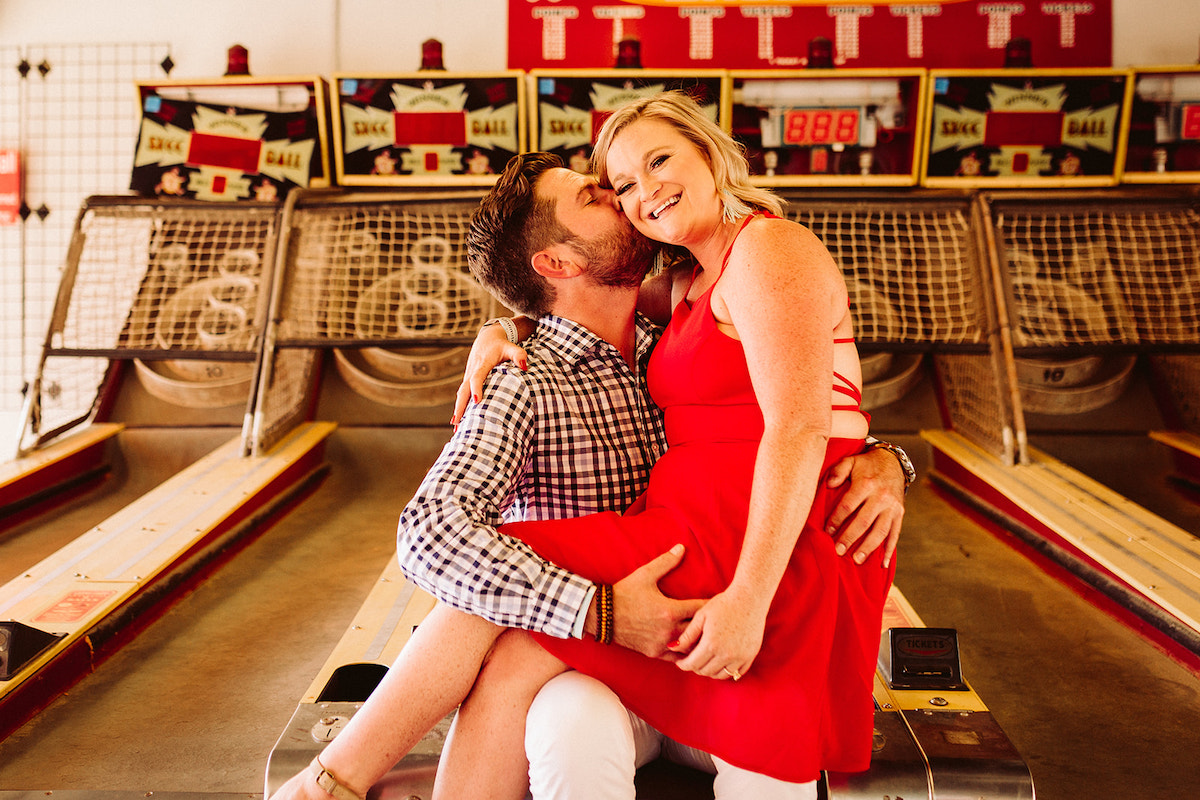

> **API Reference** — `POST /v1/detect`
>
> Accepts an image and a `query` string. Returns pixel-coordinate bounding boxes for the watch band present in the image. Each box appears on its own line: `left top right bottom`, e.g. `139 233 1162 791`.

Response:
482 316 519 344
864 436 917 493
309 755 366 800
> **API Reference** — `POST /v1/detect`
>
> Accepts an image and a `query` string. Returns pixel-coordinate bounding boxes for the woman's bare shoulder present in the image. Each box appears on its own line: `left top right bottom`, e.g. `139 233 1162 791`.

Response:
743 213 824 249
733 214 838 277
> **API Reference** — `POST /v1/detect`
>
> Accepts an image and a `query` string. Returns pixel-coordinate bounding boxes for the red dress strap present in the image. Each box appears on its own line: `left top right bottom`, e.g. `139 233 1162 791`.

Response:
831 371 863 411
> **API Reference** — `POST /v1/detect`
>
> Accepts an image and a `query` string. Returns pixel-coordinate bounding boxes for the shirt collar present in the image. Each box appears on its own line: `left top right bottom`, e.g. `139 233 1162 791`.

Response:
533 314 660 372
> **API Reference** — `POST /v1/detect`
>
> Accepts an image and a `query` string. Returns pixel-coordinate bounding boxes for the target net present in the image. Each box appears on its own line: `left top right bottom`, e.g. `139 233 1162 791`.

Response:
780 193 991 347
19 197 280 452
252 190 505 454
988 193 1200 440
989 197 1200 349
780 191 1016 461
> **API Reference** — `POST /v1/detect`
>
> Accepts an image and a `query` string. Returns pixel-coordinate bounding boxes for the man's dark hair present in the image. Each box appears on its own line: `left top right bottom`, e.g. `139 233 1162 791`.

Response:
467 152 572 318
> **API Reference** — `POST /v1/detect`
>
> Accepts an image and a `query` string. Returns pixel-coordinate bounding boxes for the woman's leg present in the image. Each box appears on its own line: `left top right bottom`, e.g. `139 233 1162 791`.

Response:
432 630 569 800
270 603 505 800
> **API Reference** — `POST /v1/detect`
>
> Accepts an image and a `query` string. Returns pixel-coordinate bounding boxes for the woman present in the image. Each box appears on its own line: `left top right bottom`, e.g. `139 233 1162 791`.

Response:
433 91 894 797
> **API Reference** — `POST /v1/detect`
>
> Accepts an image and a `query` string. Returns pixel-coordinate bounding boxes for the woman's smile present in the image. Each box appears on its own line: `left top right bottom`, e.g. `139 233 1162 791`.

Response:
648 194 680 220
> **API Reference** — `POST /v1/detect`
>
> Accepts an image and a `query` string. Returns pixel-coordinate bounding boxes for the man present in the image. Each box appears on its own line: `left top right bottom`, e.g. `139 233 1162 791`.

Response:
276 153 909 800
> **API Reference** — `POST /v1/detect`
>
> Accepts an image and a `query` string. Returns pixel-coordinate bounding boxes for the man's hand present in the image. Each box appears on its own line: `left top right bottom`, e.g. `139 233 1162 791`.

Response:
825 447 906 567
603 544 705 659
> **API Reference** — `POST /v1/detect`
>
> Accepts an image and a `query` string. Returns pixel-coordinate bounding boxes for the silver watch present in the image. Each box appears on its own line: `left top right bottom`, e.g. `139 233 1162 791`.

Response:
863 436 916 493
481 317 519 344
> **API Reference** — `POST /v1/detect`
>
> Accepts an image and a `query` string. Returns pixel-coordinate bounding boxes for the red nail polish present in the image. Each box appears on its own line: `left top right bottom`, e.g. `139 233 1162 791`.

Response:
668 640 680 649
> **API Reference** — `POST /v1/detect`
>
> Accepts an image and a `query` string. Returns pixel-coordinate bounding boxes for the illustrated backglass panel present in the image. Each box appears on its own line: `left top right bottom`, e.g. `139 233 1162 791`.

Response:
531 71 725 170
332 72 526 186
131 77 331 202
922 69 1131 188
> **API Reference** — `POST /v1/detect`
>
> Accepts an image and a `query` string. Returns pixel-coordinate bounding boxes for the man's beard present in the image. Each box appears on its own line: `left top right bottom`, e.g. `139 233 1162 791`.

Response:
570 224 659 289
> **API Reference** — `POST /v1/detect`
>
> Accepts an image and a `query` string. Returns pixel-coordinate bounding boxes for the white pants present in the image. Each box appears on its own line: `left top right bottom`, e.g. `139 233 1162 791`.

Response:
525 671 817 800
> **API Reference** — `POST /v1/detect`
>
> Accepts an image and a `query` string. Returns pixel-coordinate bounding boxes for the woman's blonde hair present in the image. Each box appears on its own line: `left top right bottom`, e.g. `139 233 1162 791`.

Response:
590 90 784 223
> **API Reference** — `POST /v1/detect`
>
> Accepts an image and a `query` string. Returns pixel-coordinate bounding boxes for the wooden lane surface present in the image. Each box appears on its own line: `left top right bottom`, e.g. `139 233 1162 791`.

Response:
0 421 336 741
924 428 1200 661
0 424 124 530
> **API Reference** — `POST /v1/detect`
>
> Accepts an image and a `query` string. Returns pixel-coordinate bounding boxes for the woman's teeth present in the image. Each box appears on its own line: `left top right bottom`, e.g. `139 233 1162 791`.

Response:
649 195 679 220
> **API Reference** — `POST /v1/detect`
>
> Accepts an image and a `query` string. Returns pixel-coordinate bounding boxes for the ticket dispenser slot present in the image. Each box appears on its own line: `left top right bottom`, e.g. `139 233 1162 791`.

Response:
879 627 967 691
0 621 66 680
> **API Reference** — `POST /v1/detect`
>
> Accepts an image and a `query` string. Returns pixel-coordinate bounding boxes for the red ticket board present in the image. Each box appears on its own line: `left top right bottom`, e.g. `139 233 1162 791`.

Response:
509 1 1112 71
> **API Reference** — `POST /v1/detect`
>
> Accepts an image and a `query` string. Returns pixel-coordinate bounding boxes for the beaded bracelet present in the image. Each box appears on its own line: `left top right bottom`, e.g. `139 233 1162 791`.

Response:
595 583 614 645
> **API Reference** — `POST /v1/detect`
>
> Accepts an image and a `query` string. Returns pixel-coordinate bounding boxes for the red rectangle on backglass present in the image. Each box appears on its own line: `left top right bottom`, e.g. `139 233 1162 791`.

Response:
984 112 1064 148
187 132 262 173
393 111 467 146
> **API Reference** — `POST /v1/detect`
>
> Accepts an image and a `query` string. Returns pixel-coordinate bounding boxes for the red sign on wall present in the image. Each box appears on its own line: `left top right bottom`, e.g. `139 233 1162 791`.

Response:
0 149 20 225
508 1 1112 70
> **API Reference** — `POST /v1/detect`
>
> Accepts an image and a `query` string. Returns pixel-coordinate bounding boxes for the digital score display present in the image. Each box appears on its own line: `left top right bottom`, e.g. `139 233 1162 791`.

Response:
730 70 925 185
782 108 861 147
1183 104 1200 141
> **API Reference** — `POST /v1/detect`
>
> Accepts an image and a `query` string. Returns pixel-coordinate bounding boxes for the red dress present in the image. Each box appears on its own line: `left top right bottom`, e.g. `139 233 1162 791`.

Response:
502 226 894 783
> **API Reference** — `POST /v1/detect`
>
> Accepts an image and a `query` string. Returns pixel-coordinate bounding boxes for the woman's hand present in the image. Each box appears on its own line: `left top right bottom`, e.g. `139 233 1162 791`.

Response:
668 588 767 682
451 323 529 425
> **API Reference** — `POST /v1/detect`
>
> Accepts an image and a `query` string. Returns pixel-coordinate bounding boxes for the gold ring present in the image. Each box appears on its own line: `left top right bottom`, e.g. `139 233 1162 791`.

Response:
722 667 742 681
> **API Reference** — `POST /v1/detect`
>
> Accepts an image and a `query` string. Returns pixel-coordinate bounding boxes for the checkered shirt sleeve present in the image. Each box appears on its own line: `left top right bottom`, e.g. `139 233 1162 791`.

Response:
395 316 663 639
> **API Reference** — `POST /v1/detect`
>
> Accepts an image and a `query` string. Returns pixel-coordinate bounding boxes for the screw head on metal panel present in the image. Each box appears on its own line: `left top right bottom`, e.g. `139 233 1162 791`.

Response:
311 714 351 743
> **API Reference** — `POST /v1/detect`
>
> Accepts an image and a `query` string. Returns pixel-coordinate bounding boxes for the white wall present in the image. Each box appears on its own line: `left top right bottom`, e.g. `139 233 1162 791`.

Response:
0 0 511 77
1113 0 1200 66
0 0 1196 73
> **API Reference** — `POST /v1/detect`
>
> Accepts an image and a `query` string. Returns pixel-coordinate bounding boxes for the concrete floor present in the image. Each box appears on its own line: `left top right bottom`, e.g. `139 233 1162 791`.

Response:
0 425 1198 799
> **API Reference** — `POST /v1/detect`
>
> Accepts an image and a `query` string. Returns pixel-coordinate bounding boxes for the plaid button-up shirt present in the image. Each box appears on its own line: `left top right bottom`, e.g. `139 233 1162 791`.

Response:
396 314 666 639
